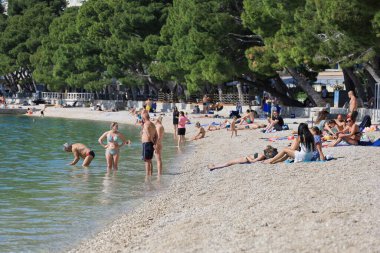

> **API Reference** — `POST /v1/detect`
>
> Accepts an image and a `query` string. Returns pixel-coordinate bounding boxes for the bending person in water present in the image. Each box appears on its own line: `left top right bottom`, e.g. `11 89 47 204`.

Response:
63 143 95 167
98 122 130 171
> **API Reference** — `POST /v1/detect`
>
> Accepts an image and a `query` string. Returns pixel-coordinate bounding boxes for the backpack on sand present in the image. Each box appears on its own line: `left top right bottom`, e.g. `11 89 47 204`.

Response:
359 115 371 132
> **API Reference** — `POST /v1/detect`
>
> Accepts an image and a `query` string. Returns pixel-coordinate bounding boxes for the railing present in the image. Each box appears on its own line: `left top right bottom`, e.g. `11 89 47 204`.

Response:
158 92 251 104
41 92 94 101
158 92 177 102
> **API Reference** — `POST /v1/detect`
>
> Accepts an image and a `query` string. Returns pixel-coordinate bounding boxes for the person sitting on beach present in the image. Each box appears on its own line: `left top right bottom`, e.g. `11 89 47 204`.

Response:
239 109 255 125
128 107 137 115
63 143 95 167
135 111 143 125
310 126 326 161
98 122 130 171
207 145 278 171
263 110 284 133
207 120 231 131
314 110 329 131
25 108 33 115
329 113 361 147
323 119 340 136
334 114 346 132
190 122 206 140
265 123 315 164
0 94 6 107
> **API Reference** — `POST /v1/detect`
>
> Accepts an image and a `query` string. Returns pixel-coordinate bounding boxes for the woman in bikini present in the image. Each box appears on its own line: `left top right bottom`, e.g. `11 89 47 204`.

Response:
329 116 361 147
98 122 130 171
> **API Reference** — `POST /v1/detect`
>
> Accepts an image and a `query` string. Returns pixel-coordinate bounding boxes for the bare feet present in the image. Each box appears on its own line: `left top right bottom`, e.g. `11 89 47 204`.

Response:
207 164 215 171
263 159 273 164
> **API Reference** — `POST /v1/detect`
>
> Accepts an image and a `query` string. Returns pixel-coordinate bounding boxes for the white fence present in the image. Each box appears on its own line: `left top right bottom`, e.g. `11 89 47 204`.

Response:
41 92 94 101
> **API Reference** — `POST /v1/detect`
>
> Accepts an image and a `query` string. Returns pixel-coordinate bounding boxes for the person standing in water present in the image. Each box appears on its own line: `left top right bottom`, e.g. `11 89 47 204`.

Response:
172 106 179 139
154 116 165 175
141 112 157 177
177 111 190 147
63 143 95 167
98 122 130 171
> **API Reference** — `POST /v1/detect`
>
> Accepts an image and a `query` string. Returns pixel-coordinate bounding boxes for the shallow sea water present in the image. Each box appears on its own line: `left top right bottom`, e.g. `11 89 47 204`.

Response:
0 115 179 252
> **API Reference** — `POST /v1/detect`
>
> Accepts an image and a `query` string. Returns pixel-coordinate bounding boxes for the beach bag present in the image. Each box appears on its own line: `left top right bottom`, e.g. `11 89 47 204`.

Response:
359 115 371 131
264 145 278 159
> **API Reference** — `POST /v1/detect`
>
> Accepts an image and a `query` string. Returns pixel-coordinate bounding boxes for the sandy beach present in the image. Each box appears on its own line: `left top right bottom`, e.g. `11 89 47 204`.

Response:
32 107 380 252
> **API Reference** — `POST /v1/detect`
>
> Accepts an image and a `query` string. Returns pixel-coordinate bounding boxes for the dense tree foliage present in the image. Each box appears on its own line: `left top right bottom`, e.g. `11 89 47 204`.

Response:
0 0 379 106
242 0 380 106
7 0 66 16
149 0 253 94
0 3 61 92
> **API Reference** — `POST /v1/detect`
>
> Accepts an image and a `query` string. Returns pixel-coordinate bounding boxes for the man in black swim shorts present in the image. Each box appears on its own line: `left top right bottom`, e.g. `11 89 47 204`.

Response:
141 113 157 177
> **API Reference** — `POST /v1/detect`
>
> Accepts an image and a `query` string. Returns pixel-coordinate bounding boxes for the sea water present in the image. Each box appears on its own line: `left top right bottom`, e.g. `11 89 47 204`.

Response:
0 115 178 252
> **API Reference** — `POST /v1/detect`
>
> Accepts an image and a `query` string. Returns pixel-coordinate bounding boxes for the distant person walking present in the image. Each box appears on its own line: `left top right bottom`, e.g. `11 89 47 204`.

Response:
145 98 152 113
141 113 157 177
173 106 179 139
63 143 95 167
154 116 164 175
321 87 328 99
230 116 238 137
177 111 190 147
98 122 130 171
348 90 358 114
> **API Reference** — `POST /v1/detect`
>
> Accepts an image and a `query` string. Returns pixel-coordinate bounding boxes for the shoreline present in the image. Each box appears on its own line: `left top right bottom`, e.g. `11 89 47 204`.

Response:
23 107 380 252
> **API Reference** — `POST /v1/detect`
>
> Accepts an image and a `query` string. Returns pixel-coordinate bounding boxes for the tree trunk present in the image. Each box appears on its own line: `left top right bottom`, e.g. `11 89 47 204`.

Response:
344 67 366 102
364 64 380 84
364 69 376 99
286 67 325 107
237 77 304 107
131 86 138 100
217 83 223 102
236 82 244 106
343 68 356 91
143 82 149 97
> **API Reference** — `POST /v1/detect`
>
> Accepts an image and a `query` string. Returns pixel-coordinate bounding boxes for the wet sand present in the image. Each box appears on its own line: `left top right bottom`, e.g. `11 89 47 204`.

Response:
35 107 380 252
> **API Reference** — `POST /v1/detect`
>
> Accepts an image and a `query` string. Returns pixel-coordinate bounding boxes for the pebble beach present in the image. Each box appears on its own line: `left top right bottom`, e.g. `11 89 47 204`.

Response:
32 106 380 252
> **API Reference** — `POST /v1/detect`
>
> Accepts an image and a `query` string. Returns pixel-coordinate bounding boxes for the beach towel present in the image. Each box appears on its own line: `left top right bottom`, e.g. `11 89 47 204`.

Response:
284 156 334 163
358 138 380 146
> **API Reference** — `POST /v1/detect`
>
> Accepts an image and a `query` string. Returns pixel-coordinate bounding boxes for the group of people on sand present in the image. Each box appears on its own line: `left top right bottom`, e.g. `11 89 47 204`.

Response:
62 90 366 177
208 122 326 170
208 90 366 171
64 111 165 178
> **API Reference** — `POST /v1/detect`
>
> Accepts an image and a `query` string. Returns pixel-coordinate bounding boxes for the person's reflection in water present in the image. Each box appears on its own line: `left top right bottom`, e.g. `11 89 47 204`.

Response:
70 166 89 182
100 171 116 204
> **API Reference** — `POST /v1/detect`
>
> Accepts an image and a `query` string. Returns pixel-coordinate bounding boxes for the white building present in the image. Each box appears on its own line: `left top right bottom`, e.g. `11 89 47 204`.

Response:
68 0 84 7
1 0 83 11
